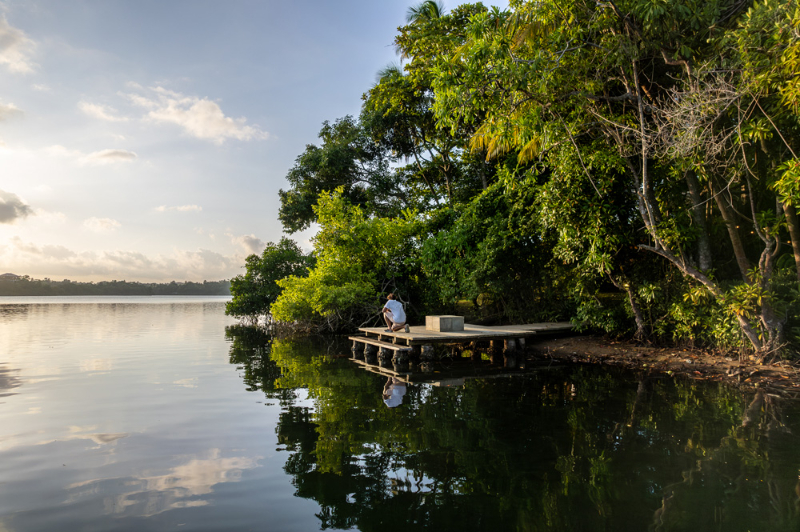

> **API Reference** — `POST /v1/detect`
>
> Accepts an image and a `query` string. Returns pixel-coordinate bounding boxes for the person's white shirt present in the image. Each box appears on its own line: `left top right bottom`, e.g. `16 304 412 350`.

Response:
383 299 406 323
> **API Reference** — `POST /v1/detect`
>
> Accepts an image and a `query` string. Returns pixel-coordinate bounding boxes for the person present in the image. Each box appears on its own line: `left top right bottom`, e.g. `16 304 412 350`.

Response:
382 377 407 408
382 293 409 333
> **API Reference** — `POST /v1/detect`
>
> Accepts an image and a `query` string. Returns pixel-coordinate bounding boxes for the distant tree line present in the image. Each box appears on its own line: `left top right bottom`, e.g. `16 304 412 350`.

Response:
229 0 800 358
0 277 231 296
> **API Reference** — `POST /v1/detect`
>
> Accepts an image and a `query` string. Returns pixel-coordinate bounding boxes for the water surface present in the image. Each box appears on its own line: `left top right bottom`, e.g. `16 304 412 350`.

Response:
1 298 798 531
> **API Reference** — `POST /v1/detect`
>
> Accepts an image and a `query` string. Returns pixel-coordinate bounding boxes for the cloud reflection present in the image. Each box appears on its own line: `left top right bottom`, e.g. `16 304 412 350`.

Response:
66 449 259 517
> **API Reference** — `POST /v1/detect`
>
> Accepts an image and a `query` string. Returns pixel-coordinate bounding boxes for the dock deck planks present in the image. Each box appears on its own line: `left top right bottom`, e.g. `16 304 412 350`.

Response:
356 322 573 346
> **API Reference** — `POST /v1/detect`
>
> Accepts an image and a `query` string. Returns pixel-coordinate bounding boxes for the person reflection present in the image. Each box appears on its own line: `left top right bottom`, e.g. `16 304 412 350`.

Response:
382 377 407 408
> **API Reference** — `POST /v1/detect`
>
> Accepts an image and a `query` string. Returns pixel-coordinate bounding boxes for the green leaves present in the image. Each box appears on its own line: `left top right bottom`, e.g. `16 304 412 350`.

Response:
226 238 312 323
774 158 800 206
271 188 421 331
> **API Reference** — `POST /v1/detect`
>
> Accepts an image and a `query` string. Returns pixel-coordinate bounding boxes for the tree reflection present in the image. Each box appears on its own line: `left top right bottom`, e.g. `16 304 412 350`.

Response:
226 327 800 532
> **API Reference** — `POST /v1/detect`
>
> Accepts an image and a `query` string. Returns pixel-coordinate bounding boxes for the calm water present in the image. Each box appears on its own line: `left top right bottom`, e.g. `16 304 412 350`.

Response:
1 298 799 532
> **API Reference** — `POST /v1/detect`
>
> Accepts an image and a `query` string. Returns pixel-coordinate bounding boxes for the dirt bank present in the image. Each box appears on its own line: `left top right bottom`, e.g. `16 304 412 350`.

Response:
527 335 800 398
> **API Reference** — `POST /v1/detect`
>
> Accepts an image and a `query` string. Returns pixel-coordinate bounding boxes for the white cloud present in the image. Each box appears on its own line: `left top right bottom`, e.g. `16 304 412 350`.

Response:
0 237 245 281
45 144 81 158
32 83 50 92
79 101 128 122
0 189 33 224
8 237 75 259
82 149 137 164
232 234 265 255
125 86 269 144
0 16 35 73
0 102 23 120
155 204 202 213
36 209 66 224
83 217 120 233
45 145 137 165
1 237 245 281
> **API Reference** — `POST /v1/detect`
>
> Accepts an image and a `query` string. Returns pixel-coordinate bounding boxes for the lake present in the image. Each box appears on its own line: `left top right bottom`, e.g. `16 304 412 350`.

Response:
1 297 798 531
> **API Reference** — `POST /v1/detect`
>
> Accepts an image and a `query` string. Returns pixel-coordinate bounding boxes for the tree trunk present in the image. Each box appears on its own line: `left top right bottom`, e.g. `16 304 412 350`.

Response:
757 236 785 355
710 178 750 281
685 171 712 271
782 202 800 283
626 285 647 341
607 272 647 340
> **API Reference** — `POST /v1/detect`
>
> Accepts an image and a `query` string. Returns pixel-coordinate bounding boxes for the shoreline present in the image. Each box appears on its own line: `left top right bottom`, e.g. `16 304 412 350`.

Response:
527 335 800 399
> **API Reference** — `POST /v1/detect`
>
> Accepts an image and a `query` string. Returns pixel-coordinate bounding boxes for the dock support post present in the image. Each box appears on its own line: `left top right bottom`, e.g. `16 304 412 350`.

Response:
503 339 518 368
351 340 365 360
393 349 410 372
420 345 435 361
364 344 377 365
378 347 393 368
490 340 502 365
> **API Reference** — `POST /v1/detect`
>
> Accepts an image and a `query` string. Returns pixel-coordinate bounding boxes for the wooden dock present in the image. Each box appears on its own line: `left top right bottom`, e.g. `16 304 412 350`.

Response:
355 322 574 347
348 321 574 369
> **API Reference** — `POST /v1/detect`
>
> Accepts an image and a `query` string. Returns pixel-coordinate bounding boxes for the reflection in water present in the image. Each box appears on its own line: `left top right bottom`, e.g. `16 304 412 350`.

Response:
0 364 22 399
382 377 406 408
1 301 797 532
65 449 259 518
226 326 800 532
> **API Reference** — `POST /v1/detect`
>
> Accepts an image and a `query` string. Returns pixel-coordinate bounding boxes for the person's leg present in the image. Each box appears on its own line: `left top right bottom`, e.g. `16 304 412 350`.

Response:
391 322 405 332
383 313 395 331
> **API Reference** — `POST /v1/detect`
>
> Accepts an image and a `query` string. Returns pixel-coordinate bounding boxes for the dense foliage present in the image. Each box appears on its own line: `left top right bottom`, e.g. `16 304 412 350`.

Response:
225 237 312 325
237 0 800 357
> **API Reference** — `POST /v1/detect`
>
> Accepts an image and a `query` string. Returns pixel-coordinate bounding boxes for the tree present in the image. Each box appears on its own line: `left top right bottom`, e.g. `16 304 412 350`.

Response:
225 237 312 324
364 3 494 207
271 188 420 332
430 0 800 354
278 116 408 233
420 176 568 322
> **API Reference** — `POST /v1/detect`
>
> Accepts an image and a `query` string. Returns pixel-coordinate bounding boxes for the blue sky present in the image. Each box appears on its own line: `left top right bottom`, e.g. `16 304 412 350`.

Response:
0 0 506 282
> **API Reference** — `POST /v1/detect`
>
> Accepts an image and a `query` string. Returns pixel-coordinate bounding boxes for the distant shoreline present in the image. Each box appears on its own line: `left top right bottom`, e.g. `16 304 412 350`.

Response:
0 294 232 304
0 278 231 297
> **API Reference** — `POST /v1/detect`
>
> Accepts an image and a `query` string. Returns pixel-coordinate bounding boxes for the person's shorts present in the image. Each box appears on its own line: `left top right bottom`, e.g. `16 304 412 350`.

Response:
386 311 405 325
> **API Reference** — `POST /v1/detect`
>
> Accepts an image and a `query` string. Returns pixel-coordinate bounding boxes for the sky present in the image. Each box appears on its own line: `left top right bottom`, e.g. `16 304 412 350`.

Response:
0 0 507 282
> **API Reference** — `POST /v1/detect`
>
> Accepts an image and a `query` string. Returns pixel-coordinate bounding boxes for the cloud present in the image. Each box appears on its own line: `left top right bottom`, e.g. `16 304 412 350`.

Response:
125 86 269 144
32 83 50 92
0 189 33 224
79 101 128 122
232 234 266 255
82 149 137 164
154 204 202 213
1 237 245 281
44 144 81 158
83 217 120 233
45 145 137 165
8 237 75 259
0 16 35 73
0 102 22 120
35 208 66 224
